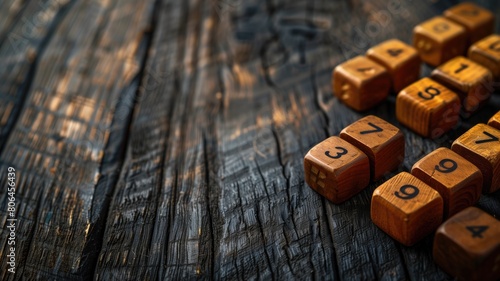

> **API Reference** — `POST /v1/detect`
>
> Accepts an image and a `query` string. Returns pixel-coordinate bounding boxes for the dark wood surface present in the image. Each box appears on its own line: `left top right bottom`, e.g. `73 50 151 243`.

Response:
0 0 499 280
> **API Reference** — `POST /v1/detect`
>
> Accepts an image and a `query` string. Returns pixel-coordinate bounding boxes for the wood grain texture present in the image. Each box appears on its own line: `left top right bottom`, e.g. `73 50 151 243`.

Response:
451 124 500 194
489 110 500 129
366 39 421 93
0 0 499 280
468 34 500 78
371 172 444 246
411 147 482 219
433 206 500 281
431 56 493 113
396 77 461 138
413 16 467 66
443 2 495 44
0 0 156 279
339 115 405 181
304 136 370 203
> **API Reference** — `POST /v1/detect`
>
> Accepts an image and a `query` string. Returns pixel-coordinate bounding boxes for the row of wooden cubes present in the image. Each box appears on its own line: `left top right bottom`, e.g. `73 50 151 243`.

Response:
304 112 500 203
304 112 500 280
371 114 500 281
333 3 499 137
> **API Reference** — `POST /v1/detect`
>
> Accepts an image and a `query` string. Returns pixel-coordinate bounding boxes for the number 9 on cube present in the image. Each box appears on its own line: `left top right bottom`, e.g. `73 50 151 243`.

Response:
371 172 443 246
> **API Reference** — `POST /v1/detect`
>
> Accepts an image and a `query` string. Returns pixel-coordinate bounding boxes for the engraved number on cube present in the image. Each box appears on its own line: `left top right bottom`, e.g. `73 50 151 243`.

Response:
466 225 489 238
489 41 500 51
454 63 468 74
459 9 479 17
325 147 348 159
309 165 326 189
418 86 441 100
359 122 383 135
357 67 375 74
394 184 420 200
434 22 450 33
387 48 403 57
475 131 499 144
435 158 458 173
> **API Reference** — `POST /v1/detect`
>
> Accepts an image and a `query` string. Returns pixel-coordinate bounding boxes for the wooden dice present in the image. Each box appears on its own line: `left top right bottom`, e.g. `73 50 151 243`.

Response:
304 136 370 203
411 147 482 218
340 115 404 181
434 207 500 281
366 39 421 93
396 77 460 138
468 34 500 79
371 172 443 246
431 56 493 114
444 2 494 45
488 111 500 130
452 124 500 193
413 16 467 66
332 56 391 111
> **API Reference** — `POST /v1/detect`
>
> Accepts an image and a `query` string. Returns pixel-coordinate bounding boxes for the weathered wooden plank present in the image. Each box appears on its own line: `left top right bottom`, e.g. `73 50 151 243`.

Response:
0 0 26 43
0 0 499 280
95 0 186 278
0 0 72 153
0 0 156 279
97 0 225 278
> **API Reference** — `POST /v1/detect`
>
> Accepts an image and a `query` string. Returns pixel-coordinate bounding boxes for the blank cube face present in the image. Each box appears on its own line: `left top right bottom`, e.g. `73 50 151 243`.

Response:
431 56 493 113
434 207 500 281
367 39 421 92
396 77 460 138
413 16 467 66
304 136 370 203
444 2 495 44
452 124 500 193
411 147 482 218
340 115 404 181
332 56 391 111
371 172 443 246
468 34 500 79
488 111 500 130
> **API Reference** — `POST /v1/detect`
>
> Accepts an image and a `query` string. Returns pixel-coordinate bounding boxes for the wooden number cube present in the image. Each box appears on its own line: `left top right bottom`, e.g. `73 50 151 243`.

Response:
366 39 421 93
340 115 404 181
371 172 443 246
434 207 500 281
431 56 493 114
488 111 500 130
411 147 482 218
396 77 460 138
413 16 467 66
304 136 370 203
444 2 494 45
452 124 500 193
468 34 500 79
332 55 391 111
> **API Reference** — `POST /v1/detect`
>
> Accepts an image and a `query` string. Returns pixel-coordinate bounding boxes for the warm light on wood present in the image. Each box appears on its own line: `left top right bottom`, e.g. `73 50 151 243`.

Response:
488 110 500 130
444 2 494 45
452 123 500 193
371 172 443 246
366 39 421 93
433 207 500 281
431 56 493 114
411 147 482 218
332 56 391 111
413 16 467 66
340 115 404 181
469 34 500 79
304 136 370 203
396 77 460 138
